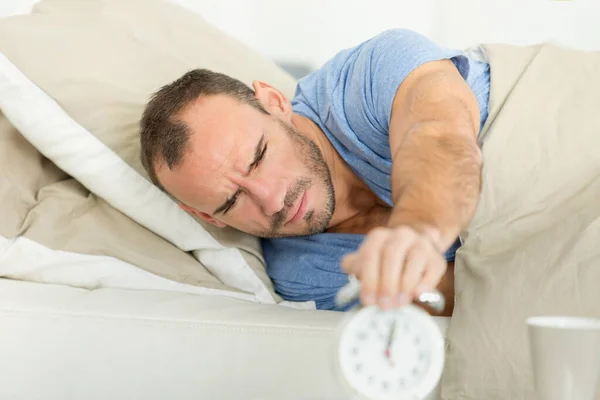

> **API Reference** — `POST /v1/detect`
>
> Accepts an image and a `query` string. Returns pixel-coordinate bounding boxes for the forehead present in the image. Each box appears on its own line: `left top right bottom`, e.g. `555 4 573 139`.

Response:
181 95 255 137
156 95 264 208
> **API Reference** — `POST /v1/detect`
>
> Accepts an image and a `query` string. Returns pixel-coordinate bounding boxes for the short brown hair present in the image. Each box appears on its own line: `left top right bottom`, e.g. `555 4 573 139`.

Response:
139 69 268 191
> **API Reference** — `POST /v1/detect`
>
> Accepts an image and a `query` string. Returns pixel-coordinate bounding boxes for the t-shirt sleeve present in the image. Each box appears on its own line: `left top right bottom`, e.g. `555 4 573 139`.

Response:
345 29 471 135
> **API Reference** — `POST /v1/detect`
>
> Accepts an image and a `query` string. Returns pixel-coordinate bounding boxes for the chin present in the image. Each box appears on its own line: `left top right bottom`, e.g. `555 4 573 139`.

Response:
284 211 330 237
249 216 325 239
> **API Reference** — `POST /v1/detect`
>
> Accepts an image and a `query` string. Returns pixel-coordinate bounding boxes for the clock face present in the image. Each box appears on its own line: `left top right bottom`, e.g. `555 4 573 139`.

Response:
337 305 445 400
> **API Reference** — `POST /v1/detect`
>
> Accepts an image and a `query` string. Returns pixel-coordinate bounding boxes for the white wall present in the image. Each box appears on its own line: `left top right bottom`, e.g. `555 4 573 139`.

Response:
177 0 437 70
433 0 600 51
0 0 40 18
3 0 600 69
178 0 600 71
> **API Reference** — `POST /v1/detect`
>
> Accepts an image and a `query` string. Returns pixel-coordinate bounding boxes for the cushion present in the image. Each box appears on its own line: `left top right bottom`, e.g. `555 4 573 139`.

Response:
0 111 243 297
0 0 301 305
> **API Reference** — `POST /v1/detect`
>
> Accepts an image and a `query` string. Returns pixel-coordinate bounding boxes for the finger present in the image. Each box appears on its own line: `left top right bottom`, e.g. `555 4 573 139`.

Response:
417 251 447 295
340 253 359 275
398 242 429 305
378 228 417 309
355 228 389 306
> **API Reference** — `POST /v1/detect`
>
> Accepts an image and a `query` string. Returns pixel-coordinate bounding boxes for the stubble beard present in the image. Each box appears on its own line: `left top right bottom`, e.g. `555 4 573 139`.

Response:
255 119 336 239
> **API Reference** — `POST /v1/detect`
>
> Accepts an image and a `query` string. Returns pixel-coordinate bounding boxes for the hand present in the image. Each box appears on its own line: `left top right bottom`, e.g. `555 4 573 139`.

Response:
341 225 447 310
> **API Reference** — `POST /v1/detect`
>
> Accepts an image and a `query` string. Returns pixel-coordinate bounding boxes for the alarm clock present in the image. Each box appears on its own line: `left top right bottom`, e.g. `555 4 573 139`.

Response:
333 276 446 400
334 305 445 400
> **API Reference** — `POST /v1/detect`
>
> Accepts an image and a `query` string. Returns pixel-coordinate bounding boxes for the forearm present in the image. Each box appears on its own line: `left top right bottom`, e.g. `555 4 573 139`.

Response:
387 121 482 250
387 60 483 250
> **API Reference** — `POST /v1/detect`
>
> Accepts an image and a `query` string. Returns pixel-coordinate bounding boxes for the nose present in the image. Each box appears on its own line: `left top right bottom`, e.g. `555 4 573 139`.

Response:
243 176 286 217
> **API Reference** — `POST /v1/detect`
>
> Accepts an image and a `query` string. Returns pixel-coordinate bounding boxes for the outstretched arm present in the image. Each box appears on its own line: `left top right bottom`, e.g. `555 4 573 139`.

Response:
388 58 482 250
342 59 482 309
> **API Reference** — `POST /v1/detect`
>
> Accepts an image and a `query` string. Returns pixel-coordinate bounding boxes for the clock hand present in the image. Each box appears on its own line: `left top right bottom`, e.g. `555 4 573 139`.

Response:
384 320 397 366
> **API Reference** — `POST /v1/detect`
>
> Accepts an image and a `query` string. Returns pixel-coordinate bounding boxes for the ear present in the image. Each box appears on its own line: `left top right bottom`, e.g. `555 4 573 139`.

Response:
252 80 293 122
179 203 227 228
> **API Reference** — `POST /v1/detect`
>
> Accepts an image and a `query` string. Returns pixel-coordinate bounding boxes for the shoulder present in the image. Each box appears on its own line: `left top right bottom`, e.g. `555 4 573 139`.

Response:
318 28 465 68
290 28 471 148
292 28 469 107
363 28 437 49
363 28 470 78
295 29 449 80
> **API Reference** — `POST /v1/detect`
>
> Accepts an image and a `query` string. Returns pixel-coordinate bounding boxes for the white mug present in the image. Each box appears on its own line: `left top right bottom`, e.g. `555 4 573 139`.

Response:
527 316 600 400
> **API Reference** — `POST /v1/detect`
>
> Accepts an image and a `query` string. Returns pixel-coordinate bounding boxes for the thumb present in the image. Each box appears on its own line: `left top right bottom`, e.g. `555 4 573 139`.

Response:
341 252 359 274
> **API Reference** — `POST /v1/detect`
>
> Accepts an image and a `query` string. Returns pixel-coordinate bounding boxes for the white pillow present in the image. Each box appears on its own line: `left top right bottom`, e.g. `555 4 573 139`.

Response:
0 0 307 308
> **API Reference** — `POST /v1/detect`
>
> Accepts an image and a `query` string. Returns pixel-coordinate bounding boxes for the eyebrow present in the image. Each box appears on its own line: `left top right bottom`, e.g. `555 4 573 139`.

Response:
213 134 265 215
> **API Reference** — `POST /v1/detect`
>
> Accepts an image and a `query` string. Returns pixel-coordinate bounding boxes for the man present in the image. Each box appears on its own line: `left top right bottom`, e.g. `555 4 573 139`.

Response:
139 29 490 315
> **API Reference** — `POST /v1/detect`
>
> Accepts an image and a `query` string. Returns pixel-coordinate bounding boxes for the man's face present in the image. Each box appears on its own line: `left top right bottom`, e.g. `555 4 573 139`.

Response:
156 94 335 238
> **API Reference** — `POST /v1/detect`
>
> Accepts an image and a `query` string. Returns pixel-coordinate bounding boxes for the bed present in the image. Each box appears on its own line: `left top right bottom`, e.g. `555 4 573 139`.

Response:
2 1 599 399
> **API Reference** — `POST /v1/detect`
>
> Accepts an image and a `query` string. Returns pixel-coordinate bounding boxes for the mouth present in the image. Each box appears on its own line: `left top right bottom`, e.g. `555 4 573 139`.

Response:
286 191 307 225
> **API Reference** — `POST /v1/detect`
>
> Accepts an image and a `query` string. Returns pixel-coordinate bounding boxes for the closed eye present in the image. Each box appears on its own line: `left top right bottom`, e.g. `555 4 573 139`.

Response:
222 189 241 215
249 143 267 170
216 138 267 216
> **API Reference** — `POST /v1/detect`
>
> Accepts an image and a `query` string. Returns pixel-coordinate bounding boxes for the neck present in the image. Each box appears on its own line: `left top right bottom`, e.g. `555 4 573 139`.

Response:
291 113 384 230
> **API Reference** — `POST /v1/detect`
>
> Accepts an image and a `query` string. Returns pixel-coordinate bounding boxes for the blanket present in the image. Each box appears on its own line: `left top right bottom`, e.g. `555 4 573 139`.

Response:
442 43 600 399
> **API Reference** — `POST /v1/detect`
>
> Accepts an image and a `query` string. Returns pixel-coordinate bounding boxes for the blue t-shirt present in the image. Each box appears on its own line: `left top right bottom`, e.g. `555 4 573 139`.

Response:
262 29 490 311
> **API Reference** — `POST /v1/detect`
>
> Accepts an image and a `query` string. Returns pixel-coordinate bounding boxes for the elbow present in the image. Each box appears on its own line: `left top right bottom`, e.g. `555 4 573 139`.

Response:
472 140 483 169
467 138 483 185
